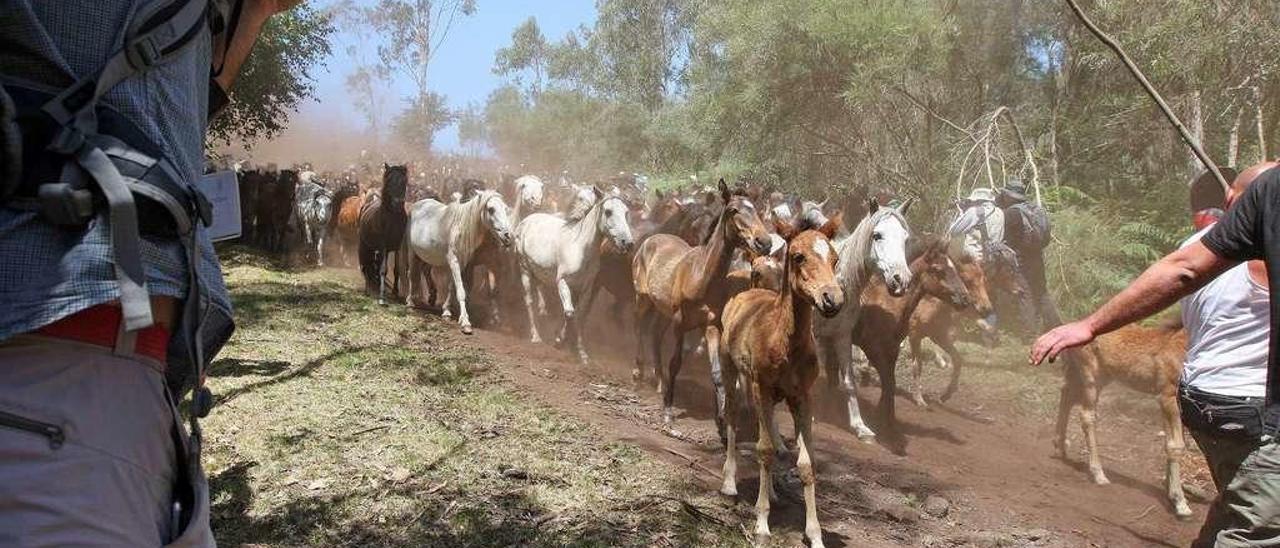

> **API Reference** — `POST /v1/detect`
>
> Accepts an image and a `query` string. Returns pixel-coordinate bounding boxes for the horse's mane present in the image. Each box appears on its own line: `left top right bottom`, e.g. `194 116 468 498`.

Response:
445 189 502 257
836 206 909 289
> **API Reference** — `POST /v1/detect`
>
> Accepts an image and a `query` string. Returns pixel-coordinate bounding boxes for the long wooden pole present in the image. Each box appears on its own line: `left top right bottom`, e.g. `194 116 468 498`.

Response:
1063 0 1230 192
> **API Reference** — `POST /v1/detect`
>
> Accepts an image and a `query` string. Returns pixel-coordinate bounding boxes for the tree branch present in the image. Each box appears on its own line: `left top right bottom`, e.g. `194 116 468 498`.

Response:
1063 0 1229 192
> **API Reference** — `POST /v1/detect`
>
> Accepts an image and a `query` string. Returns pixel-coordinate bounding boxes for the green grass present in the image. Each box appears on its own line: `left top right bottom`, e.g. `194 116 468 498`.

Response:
204 251 746 547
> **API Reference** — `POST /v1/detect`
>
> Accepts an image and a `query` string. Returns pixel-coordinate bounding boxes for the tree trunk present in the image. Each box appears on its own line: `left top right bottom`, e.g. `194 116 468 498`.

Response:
1187 89 1204 175
1254 86 1268 162
1228 107 1242 168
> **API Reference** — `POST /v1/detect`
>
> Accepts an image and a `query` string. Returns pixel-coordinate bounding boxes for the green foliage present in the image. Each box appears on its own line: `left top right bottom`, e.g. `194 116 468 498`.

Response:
1046 208 1184 318
209 6 334 145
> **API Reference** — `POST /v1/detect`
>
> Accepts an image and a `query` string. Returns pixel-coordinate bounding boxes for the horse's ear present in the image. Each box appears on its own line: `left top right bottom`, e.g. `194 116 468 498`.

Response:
819 213 842 240
655 189 665 200
774 218 797 240
718 178 730 203
592 185 606 201
868 198 879 214
383 162 389 170
898 197 914 214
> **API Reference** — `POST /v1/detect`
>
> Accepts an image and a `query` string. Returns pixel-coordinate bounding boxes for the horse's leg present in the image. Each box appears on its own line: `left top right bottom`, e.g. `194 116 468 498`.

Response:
789 394 825 548
1054 368 1078 460
707 323 728 442
377 251 388 306
650 317 669 392
909 334 929 407
1081 382 1109 485
753 383 776 543
937 332 965 402
662 317 686 425
835 332 875 440
447 250 473 334
875 345 901 436
632 297 655 382
719 355 740 497
520 269 542 343
1160 387 1193 518
316 227 326 267
555 277 587 365
406 254 422 307
572 280 601 364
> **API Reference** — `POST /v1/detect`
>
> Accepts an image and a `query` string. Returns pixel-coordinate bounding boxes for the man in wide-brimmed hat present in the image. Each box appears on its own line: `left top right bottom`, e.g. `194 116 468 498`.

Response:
948 187 1005 262
998 179 1060 332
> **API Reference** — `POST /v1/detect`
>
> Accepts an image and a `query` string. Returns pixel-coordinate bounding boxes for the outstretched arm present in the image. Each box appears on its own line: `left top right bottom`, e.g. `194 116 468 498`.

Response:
1028 241 1235 364
213 0 304 90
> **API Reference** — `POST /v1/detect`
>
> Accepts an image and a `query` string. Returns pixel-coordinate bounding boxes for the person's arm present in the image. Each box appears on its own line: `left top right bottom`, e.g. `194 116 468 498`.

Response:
213 0 303 91
1029 241 1236 364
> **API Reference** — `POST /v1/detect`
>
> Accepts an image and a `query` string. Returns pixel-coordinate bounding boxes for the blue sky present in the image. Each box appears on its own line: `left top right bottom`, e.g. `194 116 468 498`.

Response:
298 0 597 153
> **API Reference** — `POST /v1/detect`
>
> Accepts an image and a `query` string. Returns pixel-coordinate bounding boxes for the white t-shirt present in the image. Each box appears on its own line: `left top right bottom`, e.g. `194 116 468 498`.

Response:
1180 227 1270 397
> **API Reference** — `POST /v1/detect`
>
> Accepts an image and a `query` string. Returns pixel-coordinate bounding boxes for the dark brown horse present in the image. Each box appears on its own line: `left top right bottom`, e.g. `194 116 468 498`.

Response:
358 164 409 303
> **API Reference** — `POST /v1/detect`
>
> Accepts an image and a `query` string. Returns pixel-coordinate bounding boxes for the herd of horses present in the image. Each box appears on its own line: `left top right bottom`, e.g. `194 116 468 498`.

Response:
232 163 1201 543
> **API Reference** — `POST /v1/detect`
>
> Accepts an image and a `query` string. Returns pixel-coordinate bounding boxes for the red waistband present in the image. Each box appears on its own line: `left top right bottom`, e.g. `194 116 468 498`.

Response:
35 304 170 364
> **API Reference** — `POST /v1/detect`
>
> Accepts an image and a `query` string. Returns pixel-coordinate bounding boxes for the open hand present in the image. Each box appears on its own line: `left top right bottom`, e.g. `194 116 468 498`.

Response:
1029 321 1094 365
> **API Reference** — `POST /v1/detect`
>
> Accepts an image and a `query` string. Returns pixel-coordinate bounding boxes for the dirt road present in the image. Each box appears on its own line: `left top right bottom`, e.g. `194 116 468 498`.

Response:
208 253 1206 546
467 300 1207 548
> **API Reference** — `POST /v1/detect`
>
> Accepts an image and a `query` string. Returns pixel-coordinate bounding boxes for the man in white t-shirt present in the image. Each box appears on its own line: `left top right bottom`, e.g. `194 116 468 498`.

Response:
1180 161 1277 547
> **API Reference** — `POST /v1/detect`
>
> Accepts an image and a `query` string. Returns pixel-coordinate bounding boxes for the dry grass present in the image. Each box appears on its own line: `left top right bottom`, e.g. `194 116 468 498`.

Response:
205 247 746 547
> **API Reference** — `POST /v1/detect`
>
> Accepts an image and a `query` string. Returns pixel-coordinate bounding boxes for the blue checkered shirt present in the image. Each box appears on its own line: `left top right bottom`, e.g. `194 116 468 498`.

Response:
0 0 234 390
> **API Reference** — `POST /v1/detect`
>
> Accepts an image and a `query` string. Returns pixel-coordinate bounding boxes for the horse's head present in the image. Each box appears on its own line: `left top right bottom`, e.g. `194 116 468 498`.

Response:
516 176 544 211
797 200 830 230
949 239 994 319
648 189 682 225
479 192 514 247
864 198 913 297
718 179 772 256
382 164 409 209
777 215 844 318
916 239 971 310
594 187 635 253
566 184 596 221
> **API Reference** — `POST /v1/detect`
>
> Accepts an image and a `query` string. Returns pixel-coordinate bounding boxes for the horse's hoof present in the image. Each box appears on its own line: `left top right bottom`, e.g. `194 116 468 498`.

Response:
719 484 738 497
631 369 642 382
1092 473 1111 486
752 530 771 547
852 426 877 442
1175 504 1194 520
461 325 474 335
912 395 929 408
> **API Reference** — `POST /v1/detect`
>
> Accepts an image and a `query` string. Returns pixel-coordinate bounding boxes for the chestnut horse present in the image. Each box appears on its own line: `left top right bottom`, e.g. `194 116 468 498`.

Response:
905 243 996 407
1057 323 1192 518
717 217 843 548
631 179 773 424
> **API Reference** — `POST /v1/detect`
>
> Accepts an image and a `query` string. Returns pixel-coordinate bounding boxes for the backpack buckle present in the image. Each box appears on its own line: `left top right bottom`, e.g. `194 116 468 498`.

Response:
126 36 161 70
38 183 95 226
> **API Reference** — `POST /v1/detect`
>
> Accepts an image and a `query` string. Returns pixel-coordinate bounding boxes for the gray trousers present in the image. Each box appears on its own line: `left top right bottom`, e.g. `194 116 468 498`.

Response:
0 337 213 547
1190 428 1280 547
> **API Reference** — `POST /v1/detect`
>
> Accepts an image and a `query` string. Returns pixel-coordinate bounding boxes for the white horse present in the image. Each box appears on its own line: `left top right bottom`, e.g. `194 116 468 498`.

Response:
406 190 514 334
294 176 333 267
511 175 546 223
563 184 597 221
514 187 635 364
812 199 914 440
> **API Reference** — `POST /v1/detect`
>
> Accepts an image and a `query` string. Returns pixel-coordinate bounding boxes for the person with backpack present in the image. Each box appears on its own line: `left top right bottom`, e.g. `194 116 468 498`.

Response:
0 0 300 545
998 179 1061 332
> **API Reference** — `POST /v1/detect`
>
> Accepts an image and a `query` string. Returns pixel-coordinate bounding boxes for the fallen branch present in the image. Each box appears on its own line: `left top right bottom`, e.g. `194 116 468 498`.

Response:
1063 0 1229 192
663 446 722 479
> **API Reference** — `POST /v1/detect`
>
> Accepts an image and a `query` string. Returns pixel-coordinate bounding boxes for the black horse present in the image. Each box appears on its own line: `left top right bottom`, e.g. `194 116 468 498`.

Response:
358 164 409 302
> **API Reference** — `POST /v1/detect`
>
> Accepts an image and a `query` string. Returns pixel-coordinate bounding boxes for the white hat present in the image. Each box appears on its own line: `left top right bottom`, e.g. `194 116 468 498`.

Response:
967 187 996 202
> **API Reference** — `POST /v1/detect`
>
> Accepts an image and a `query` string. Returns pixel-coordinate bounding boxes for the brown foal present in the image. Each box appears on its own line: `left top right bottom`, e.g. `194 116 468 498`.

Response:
717 217 843 548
